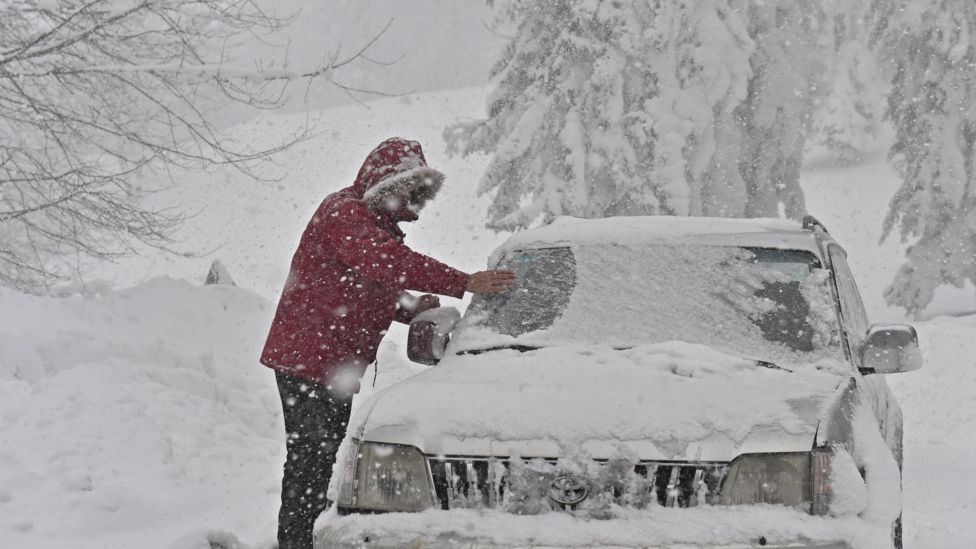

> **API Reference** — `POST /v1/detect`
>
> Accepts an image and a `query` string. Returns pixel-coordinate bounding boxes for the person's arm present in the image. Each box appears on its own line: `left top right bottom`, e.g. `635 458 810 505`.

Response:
319 200 469 297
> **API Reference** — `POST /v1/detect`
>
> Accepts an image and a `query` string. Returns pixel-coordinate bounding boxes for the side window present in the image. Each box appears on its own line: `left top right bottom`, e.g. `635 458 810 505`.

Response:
828 245 869 360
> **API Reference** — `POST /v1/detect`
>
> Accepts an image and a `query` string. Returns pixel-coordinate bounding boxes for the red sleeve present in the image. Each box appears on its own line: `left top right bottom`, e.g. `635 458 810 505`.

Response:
318 200 469 298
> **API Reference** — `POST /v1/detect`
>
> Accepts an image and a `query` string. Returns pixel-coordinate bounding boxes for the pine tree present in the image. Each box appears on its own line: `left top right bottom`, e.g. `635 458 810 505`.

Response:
733 0 827 218
874 0 976 314
448 0 836 229
809 0 887 162
445 0 754 230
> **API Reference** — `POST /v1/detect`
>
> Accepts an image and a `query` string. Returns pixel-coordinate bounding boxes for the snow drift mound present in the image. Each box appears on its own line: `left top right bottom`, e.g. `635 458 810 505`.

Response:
0 279 282 549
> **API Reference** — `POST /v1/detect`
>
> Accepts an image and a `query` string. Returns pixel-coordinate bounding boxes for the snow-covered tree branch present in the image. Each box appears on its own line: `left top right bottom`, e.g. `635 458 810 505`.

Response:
733 0 826 219
873 0 976 315
807 0 887 162
0 0 387 290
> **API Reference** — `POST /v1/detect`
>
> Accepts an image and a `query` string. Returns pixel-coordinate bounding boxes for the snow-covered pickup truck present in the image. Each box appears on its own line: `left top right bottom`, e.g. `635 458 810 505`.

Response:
318 216 920 549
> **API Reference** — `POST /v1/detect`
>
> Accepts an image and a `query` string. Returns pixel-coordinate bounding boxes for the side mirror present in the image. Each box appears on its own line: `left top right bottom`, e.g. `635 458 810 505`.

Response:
407 307 461 365
859 324 923 374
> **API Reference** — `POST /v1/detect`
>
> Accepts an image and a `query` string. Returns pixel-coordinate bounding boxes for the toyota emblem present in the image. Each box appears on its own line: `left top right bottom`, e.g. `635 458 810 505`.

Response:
548 475 589 506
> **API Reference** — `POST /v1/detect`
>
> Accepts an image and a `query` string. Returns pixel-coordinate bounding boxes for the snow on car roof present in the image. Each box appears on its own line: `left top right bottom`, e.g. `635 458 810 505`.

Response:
491 216 827 264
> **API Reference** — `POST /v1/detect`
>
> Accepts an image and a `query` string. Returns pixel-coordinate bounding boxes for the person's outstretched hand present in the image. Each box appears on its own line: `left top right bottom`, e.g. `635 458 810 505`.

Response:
466 270 517 294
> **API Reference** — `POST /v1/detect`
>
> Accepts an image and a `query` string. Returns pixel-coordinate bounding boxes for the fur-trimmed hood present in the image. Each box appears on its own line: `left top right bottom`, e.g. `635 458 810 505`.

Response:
353 138 444 211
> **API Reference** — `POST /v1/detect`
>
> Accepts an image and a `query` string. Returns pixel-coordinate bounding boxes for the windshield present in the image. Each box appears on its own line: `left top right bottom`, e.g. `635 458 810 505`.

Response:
454 244 843 365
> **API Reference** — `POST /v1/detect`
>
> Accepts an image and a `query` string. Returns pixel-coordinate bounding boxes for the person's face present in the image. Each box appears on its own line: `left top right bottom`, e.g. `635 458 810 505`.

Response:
378 188 420 222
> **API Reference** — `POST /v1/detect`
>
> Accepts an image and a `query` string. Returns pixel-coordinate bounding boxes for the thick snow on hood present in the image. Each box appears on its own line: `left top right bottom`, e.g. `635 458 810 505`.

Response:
351 342 848 460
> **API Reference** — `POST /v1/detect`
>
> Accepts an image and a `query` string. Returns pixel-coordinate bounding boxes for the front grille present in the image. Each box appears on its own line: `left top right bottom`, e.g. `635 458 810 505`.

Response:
429 457 728 512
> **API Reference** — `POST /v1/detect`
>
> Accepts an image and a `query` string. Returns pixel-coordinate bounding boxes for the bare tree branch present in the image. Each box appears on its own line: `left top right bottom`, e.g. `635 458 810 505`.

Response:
0 0 392 291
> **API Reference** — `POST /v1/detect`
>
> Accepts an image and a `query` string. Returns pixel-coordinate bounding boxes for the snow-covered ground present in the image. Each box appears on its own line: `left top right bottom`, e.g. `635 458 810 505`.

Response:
0 280 282 548
2 87 975 548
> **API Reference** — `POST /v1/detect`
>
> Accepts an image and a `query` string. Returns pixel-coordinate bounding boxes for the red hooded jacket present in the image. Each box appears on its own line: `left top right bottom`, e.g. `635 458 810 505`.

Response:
260 138 469 388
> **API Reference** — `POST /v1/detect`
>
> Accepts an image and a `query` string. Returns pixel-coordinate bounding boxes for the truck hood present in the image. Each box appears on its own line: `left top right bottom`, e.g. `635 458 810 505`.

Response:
351 342 849 462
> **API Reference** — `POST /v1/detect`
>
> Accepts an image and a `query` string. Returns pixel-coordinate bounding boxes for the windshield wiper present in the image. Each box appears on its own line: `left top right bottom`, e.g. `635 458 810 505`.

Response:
457 347 794 374
457 345 541 356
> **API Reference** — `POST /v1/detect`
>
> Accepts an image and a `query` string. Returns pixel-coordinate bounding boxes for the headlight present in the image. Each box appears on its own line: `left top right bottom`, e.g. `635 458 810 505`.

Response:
334 439 360 507
719 449 832 514
335 441 434 512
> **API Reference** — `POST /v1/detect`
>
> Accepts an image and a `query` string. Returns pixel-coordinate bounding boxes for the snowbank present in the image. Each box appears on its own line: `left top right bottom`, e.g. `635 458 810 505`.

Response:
887 315 976 545
0 279 282 549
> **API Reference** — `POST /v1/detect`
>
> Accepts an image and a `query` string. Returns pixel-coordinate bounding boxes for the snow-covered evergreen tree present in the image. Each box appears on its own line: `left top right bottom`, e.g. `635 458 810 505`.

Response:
874 0 976 314
808 0 887 162
448 0 838 229
445 0 753 229
733 0 827 218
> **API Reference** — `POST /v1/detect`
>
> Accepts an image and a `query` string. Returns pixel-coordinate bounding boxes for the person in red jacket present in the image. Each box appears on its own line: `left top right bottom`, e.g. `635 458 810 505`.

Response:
261 137 514 549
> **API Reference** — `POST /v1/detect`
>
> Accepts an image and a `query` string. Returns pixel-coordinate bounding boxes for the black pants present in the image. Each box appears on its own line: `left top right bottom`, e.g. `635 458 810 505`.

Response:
275 372 353 549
